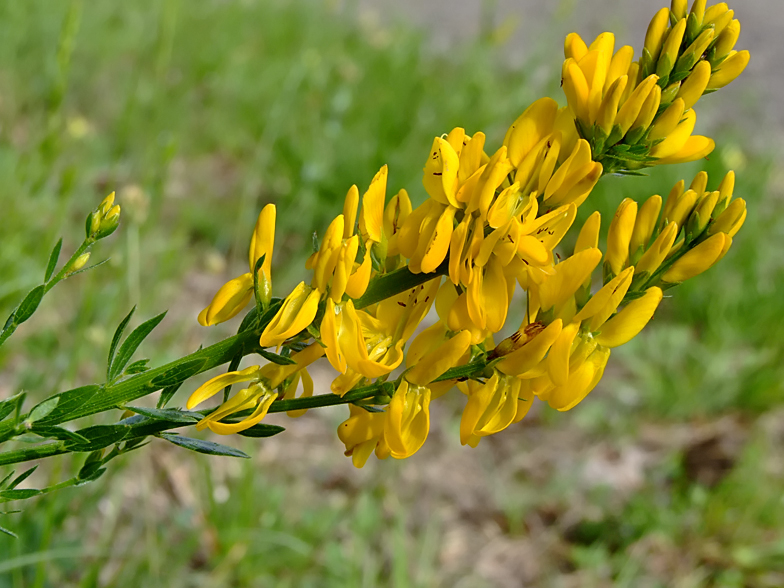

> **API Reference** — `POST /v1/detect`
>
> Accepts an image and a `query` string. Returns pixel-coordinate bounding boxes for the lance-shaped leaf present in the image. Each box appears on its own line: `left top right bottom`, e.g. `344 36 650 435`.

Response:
5 466 38 490
0 489 41 501
64 424 131 452
236 423 286 438
26 397 60 424
0 393 25 423
109 311 167 381
125 406 201 423
157 382 182 409
45 238 63 282
258 349 296 366
30 385 100 427
107 307 136 379
29 426 89 445
15 285 45 325
160 433 250 458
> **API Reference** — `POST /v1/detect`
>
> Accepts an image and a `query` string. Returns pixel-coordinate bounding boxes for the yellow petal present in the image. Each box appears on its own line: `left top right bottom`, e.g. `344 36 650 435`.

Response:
605 198 638 276
615 74 659 135
644 7 671 59
649 98 686 142
285 369 314 418
650 109 697 160
706 50 750 90
186 365 261 409
503 97 559 167
312 215 345 292
562 60 590 123
564 32 587 61
655 136 715 165
575 211 601 253
330 235 359 302
573 266 633 325
662 233 726 283
419 205 456 274
249 204 276 280
198 273 254 326
259 282 320 348
635 221 678 276
538 248 602 313
677 60 711 110
342 185 359 239
207 390 278 435
629 194 663 258
385 382 431 459
406 330 472 385
548 346 610 411
422 137 460 208
322 299 346 373
345 245 373 300
497 319 563 377
360 165 387 243
547 322 580 387
595 287 663 348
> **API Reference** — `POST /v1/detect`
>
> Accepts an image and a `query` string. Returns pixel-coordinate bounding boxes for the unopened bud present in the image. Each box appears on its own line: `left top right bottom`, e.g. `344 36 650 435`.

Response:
70 252 91 272
96 204 121 239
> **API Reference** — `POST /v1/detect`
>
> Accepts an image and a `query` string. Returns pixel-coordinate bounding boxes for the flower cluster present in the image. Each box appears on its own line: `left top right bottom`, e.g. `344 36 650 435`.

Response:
188 0 748 468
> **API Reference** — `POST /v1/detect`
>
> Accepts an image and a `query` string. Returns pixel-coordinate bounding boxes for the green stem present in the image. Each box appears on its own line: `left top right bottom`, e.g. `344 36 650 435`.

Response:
0 239 93 350
0 442 67 467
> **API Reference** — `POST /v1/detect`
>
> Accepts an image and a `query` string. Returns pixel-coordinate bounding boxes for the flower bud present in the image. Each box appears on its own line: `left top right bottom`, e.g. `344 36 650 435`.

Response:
662 232 726 283
70 252 91 272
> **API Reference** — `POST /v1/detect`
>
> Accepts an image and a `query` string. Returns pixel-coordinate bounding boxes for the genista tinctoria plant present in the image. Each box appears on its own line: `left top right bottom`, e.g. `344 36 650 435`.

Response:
0 0 749 522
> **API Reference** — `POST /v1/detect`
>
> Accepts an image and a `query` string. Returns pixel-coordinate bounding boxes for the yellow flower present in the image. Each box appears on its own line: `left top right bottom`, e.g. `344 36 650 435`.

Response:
337 404 390 468
594 286 664 348
385 380 431 459
259 281 320 348
662 233 727 283
323 280 439 395
187 343 324 434
459 372 520 446
199 204 276 326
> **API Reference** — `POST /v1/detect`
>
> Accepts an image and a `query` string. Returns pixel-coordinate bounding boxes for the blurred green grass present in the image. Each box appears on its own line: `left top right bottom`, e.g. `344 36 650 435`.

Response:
1 0 783 586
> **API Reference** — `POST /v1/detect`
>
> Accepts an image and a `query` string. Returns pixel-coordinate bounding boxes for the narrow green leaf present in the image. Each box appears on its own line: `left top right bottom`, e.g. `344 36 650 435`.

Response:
157 382 182 409
236 424 286 438
0 524 17 538
107 307 136 380
15 285 45 324
27 397 60 424
259 349 296 366
354 403 384 413
123 359 151 375
109 311 167 381
45 238 63 282
64 424 130 452
160 433 250 458
66 258 109 277
0 489 41 500
31 385 100 426
125 406 200 423
149 357 206 389
30 426 89 444
0 393 25 423
7 466 37 490
78 456 104 480
0 471 15 490
75 467 106 485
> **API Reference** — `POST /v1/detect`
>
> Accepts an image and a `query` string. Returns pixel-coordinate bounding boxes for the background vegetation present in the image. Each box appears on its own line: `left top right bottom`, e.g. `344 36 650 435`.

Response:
1 0 782 586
